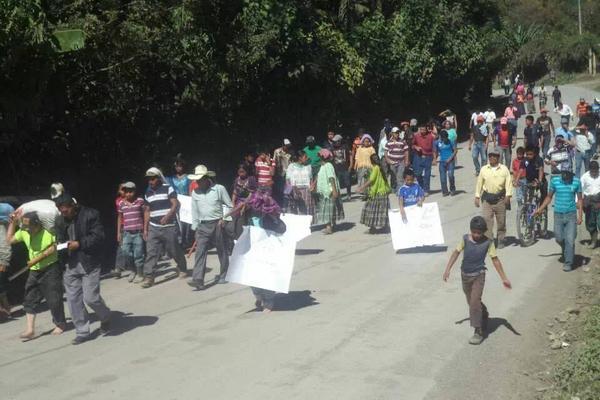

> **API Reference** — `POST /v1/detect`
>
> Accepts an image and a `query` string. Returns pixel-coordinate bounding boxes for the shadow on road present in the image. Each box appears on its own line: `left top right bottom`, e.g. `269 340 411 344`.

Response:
103 311 158 337
296 249 324 256
485 317 521 339
396 245 448 254
274 290 319 311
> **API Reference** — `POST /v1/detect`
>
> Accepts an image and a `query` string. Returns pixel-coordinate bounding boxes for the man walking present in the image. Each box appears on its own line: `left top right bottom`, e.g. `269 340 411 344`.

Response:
475 148 513 249
580 161 600 249
54 194 111 344
332 135 352 200
273 139 292 204
469 115 490 176
535 171 583 271
411 124 435 195
552 85 561 108
141 167 188 288
494 117 516 167
384 127 410 190
187 165 233 290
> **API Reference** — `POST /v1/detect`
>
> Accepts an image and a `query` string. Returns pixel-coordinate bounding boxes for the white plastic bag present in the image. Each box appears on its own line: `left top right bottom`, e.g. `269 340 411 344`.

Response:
17 199 60 233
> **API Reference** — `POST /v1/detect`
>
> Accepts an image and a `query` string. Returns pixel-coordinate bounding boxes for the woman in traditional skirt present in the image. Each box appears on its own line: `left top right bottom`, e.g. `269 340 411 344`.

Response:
351 134 376 200
285 150 314 220
315 148 345 234
357 154 391 233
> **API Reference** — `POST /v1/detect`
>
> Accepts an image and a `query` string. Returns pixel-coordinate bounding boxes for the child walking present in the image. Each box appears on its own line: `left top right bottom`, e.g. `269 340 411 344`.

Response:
358 154 391 233
442 216 512 345
117 182 146 283
397 168 424 223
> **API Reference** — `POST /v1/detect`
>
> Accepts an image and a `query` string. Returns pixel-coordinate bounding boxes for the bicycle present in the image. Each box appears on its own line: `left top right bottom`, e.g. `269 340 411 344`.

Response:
516 182 548 247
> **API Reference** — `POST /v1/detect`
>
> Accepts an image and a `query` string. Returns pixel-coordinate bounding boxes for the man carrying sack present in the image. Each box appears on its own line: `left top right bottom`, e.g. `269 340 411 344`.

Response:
474 147 513 249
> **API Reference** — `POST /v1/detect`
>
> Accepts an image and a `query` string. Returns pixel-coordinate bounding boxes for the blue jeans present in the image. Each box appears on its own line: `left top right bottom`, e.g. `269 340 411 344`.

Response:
575 150 591 177
439 160 456 194
121 231 145 271
472 142 487 175
554 211 577 268
516 178 527 204
412 155 433 192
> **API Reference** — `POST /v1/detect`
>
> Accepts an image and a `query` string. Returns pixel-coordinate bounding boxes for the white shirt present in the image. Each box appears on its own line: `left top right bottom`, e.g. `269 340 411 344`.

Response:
555 104 573 117
483 111 496 124
470 112 483 126
575 132 595 152
581 172 600 196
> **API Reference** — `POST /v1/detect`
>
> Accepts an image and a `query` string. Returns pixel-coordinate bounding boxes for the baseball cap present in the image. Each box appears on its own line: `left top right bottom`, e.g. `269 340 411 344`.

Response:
333 134 343 142
391 127 400 133
122 181 136 189
410 118 417 126
283 138 291 146
488 147 501 155
305 136 315 144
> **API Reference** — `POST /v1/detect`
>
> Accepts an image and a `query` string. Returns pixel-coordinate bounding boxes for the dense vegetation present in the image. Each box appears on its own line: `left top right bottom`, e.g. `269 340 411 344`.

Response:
1 0 598 204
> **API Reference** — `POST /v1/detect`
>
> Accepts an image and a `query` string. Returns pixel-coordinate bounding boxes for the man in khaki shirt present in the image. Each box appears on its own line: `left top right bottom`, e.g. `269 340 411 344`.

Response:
474 147 513 248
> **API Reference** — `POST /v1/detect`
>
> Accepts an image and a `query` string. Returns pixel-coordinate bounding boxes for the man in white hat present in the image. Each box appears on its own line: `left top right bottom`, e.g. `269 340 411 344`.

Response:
187 165 233 289
140 167 188 288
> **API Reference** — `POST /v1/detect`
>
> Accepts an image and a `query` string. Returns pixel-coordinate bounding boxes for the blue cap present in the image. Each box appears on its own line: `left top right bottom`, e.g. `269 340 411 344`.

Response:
0 203 15 223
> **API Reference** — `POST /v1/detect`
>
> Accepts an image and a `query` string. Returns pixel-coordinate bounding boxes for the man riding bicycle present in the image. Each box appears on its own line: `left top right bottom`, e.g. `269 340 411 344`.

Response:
514 146 546 206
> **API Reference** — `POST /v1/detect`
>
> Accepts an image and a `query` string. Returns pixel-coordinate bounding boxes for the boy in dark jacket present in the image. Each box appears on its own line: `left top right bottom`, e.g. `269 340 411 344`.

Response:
54 194 111 345
442 217 512 345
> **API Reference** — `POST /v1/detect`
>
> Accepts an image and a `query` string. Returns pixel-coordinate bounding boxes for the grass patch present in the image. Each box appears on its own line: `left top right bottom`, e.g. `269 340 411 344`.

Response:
549 304 600 400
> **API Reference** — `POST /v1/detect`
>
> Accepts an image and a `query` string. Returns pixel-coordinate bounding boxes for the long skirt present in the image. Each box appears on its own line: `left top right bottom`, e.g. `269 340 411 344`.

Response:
360 194 390 228
315 195 345 225
286 187 315 222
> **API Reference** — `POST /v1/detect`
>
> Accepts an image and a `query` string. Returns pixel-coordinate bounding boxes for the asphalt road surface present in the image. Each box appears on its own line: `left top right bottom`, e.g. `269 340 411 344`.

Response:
1 82 597 400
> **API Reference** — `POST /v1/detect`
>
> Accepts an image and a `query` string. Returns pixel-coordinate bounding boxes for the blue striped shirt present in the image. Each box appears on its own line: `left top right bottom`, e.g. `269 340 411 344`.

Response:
549 175 581 213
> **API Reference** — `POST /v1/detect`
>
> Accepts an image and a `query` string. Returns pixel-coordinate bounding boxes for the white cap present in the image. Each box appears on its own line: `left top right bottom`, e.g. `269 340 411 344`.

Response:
283 138 291 145
391 127 400 133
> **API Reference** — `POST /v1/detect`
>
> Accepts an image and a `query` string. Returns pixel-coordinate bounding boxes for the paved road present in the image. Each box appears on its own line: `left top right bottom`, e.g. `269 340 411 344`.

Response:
1 83 597 400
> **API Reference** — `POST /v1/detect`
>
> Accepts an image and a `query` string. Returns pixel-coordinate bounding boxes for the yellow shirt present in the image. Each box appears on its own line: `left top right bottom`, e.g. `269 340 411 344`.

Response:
13 229 58 271
354 146 375 169
475 164 513 198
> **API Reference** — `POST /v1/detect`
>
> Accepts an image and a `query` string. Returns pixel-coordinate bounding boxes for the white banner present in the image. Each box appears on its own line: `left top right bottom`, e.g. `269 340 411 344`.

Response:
178 195 192 224
226 226 296 293
280 213 312 242
388 202 445 250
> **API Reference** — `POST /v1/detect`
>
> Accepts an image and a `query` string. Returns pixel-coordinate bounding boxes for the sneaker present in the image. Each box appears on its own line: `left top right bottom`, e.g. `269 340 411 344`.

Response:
178 271 189 279
497 241 506 250
469 329 484 345
71 335 90 345
450 190 457 196
134 275 144 284
562 264 573 272
218 276 228 284
100 318 111 335
442 192 450 197
140 276 154 289
127 273 137 283
187 280 206 290
113 270 122 279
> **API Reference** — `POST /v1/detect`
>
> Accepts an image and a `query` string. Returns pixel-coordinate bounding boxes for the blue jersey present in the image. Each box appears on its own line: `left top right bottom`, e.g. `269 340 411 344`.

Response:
398 183 424 206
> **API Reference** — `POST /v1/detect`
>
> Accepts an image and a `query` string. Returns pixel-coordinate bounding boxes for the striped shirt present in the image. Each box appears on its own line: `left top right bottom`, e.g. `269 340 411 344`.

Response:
119 198 145 232
549 175 581 214
255 159 274 186
145 183 177 227
385 139 408 163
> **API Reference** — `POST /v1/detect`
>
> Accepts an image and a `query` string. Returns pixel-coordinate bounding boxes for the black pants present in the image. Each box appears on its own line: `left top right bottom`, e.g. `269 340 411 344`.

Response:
0 269 8 295
23 263 66 326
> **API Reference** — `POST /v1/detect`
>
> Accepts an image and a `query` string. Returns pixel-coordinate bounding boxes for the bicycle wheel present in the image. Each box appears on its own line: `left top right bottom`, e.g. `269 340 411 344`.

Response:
516 204 535 247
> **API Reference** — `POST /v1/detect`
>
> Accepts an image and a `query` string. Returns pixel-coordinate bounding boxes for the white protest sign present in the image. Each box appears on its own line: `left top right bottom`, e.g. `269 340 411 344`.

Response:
178 195 192 224
388 202 445 250
280 213 312 242
226 226 296 293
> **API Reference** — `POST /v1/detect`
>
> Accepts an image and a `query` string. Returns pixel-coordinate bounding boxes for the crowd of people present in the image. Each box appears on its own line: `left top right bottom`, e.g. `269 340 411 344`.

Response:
1 78 600 346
